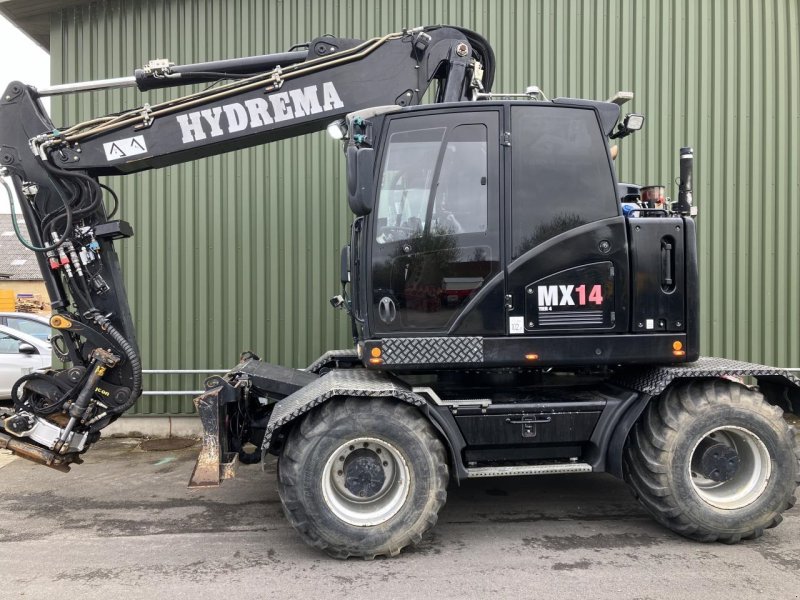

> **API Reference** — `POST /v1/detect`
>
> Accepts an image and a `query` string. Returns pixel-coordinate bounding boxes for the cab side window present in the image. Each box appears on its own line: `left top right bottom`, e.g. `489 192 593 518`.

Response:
511 106 618 258
375 127 445 244
431 124 488 236
375 124 488 243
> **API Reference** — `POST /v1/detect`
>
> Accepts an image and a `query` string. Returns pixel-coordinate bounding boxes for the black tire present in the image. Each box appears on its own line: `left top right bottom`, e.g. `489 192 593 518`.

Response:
277 397 448 559
624 379 800 543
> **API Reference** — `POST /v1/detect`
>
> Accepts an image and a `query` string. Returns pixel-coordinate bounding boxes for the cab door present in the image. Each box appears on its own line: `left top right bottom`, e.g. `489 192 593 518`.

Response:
504 104 629 336
368 110 504 336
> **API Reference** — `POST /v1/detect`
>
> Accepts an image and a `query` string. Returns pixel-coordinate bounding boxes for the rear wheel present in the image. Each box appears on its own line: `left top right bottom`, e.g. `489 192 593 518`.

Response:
624 379 800 543
277 397 448 558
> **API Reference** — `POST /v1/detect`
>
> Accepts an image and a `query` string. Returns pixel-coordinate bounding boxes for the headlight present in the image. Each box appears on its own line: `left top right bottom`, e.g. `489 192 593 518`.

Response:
624 113 645 131
326 119 347 140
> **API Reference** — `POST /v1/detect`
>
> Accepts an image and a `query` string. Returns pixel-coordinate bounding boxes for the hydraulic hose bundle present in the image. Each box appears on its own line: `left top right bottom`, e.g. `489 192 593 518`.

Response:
1 159 141 454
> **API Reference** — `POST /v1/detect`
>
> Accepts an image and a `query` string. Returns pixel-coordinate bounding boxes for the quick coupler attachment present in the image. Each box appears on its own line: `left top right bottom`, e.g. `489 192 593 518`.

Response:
188 377 242 488
0 432 73 473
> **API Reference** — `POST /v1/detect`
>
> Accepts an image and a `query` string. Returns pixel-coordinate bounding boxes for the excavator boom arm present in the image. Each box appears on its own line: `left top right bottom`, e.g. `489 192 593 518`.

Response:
0 25 494 470
30 26 494 174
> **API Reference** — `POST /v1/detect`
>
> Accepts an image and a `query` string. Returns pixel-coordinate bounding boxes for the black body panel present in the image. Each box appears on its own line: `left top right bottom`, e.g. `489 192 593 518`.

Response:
214 357 318 399
455 409 602 445
683 217 701 360
506 217 630 336
628 217 686 333
363 332 688 370
481 333 687 367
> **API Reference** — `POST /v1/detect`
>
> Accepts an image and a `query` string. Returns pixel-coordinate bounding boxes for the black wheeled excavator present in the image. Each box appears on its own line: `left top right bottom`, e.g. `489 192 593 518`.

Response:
1 25 798 558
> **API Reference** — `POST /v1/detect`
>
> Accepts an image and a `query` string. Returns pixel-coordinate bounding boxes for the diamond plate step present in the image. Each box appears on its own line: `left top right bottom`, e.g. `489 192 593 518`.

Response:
466 463 592 478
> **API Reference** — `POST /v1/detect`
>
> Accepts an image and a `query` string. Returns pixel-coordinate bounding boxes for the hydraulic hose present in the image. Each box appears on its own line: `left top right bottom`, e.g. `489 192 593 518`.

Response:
98 182 119 217
0 169 72 252
93 313 143 413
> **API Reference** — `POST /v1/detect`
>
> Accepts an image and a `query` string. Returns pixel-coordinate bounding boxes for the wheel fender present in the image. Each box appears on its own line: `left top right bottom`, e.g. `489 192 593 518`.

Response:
609 359 800 478
613 357 800 397
605 393 652 479
261 370 460 471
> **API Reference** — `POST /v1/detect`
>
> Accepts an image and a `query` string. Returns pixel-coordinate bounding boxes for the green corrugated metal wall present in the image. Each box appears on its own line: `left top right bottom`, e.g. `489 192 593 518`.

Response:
49 0 800 415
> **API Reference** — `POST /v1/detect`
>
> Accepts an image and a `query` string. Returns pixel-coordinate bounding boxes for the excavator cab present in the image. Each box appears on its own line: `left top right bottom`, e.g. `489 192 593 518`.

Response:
342 99 699 369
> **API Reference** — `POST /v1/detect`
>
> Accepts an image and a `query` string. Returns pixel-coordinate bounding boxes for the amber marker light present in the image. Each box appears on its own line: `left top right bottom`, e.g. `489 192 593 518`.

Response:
525 353 539 361
672 340 685 356
367 346 383 365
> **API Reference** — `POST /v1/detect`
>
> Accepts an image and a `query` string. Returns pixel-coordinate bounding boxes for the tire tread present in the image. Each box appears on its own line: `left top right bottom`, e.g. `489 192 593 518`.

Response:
624 380 800 543
278 397 448 559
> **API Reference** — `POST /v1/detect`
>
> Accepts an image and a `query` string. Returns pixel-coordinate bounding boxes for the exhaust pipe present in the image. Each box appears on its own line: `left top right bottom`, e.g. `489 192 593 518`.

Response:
0 432 72 473
676 146 695 215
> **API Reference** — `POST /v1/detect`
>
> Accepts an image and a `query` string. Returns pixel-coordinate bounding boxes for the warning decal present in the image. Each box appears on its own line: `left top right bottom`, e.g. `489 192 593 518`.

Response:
103 135 148 161
509 316 525 335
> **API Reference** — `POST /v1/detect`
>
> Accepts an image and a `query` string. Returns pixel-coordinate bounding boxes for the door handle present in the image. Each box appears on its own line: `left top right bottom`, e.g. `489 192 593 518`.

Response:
505 416 552 424
661 239 674 290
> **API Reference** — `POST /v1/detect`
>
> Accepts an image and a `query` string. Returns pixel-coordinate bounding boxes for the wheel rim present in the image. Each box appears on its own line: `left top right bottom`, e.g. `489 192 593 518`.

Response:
689 425 772 510
321 436 410 526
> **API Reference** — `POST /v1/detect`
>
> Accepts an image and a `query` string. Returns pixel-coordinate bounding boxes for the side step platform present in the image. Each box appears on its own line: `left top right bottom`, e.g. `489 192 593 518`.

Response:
189 356 318 487
467 463 593 478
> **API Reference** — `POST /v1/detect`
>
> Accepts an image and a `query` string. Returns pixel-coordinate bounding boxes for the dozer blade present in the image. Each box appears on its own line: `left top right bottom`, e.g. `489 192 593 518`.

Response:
188 357 318 487
188 385 238 488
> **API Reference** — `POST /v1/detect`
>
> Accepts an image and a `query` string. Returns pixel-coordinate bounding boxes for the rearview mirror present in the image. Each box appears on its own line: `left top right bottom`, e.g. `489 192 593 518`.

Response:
346 146 375 216
18 342 37 355
340 244 350 284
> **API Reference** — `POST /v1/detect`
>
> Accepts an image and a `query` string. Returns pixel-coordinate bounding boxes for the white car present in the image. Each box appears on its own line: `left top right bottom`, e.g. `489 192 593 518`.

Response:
0 324 51 400
0 312 52 342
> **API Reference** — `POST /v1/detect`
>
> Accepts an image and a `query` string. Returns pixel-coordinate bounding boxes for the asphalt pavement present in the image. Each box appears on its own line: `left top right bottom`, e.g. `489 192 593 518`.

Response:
1 438 798 599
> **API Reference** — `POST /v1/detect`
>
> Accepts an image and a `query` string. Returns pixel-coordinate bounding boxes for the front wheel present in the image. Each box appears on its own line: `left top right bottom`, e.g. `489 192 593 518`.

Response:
624 379 800 543
277 397 448 558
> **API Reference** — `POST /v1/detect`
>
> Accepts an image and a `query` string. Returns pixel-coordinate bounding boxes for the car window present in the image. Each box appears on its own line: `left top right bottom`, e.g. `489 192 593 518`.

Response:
5 317 51 340
0 332 23 354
